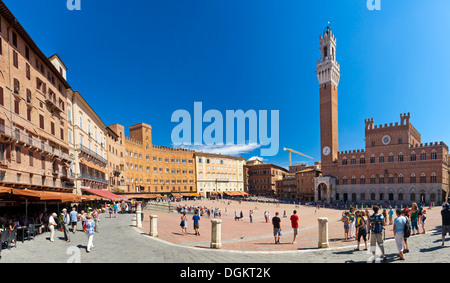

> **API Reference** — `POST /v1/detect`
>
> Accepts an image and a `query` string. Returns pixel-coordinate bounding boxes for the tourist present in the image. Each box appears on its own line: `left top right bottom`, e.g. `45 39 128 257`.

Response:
341 211 350 240
401 210 410 253
290 210 299 244
48 213 58 242
61 208 71 242
113 203 118 218
249 210 253 223
421 209 427 234
441 203 450 246
354 211 368 251
92 209 99 233
388 207 394 225
80 210 86 231
108 205 113 218
85 214 95 253
393 209 407 260
70 207 78 234
272 212 281 244
410 203 420 235
368 205 387 262
348 207 355 238
180 213 188 235
264 211 269 223
192 211 200 236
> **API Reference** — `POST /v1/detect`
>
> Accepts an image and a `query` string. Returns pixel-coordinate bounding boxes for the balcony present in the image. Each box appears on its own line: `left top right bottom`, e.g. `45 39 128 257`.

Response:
76 144 107 165
0 124 70 161
79 173 108 184
45 97 63 113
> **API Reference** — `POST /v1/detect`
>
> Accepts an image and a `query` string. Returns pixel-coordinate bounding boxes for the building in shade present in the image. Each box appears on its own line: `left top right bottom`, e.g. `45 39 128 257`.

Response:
245 160 288 197
313 27 449 205
194 152 246 198
0 3 73 192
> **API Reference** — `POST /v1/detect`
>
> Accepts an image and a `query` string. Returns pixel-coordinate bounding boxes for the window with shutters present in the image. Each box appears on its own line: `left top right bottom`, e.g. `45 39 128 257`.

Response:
51 122 55 135
14 100 19 115
39 114 44 129
0 87 3 106
13 51 18 68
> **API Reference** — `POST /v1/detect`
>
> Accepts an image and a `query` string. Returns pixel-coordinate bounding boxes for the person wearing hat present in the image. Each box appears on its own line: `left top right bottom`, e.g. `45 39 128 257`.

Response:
48 213 58 242
442 203 450 246
61 208 70 242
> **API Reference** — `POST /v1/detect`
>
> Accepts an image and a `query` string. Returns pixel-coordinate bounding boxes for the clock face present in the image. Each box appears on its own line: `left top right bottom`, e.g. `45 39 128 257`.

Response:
323 146 331 156
382 135 391 145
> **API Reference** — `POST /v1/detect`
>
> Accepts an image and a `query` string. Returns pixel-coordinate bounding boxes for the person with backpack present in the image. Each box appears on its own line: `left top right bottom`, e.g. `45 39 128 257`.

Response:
368 206 387 262
354 211 368 251
441 203 450 246
394 209 407 260
401 210 410 253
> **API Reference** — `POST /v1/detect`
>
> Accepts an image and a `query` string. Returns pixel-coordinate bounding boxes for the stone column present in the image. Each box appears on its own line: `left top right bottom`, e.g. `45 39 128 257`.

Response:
136 204 142 228
318 217 330 248
210 219 222 249
150 215 158 237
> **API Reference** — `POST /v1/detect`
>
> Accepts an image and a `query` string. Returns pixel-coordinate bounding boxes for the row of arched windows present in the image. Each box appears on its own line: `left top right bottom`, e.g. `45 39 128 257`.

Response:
341 150 438 165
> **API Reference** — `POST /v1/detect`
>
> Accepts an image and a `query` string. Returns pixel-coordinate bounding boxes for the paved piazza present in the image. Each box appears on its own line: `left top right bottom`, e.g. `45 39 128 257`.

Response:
0 200 449 264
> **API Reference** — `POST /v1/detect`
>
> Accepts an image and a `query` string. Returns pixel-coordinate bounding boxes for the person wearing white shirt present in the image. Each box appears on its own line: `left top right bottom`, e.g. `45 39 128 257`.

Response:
48 213 58 242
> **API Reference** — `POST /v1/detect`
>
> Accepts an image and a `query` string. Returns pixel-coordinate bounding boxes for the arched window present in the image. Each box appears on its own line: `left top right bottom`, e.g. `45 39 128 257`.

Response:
410 173 416 184
370 175 376 184
420 173 426 184
388 174 394 184
351 156 356 165
431 150 437 160
431 172 437 183
398 174 404 184
351 176 357 185
360 175 366 184
398 152 404 162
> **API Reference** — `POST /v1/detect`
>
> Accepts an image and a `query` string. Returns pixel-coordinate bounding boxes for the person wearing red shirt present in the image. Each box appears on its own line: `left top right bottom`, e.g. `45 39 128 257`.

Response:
290 210 299 244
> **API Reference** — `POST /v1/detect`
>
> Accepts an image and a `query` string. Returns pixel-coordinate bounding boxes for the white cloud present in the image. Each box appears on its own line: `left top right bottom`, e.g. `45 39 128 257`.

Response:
248 156 265 162
174 143 261 156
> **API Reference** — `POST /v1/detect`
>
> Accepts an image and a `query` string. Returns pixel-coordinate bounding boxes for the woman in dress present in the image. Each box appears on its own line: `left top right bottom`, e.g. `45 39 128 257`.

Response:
180 213 188 235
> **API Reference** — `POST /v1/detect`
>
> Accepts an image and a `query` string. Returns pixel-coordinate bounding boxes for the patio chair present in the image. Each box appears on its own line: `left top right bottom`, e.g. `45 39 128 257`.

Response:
1 230 9 250
25 224 36 240
6 229 16 250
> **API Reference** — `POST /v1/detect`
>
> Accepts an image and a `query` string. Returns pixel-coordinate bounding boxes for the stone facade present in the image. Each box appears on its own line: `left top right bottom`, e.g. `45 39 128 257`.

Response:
314 27 449 205
105 123 126 192
245 162 288 196
123 123 197 196
0 6 72 192
194 152 245 197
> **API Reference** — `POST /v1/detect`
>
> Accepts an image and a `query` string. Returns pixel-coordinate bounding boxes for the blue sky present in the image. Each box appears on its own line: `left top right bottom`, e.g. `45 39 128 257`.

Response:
5 0 450 169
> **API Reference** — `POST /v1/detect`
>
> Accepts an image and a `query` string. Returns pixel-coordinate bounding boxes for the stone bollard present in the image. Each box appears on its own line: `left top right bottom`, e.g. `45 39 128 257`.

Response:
210 219 222 249
136 206 142 228
318 217 330 249
149 215 158 237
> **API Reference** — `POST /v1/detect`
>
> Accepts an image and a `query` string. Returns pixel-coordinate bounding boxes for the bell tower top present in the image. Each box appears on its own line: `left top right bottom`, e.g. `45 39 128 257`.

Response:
316 26 340 86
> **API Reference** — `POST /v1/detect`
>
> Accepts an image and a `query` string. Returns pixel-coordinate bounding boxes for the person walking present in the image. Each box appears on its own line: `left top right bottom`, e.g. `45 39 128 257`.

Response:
61 209 70 242
264 211 269 223
394 209 407 260
92 209 99 233
290 210 299 244
85 214 95 253
48 213 58 242
348 207 356 238
401 210 410 253
368 206 387 262
272 212 282 244
180 213 188 235
69 207 78 234
441 203 450 246
249 210 253 223
192 211 200 236
354 211 368 251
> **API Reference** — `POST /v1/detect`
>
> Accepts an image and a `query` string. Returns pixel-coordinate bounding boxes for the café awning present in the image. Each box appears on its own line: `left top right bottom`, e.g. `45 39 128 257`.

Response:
83 188 127 201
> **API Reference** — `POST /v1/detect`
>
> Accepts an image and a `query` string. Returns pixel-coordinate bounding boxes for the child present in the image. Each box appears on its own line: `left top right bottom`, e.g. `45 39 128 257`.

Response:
421 210 427 234
341 211 350 240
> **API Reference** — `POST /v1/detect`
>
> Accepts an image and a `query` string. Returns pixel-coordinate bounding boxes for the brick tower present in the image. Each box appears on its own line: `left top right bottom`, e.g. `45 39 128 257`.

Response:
316 26 340 166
